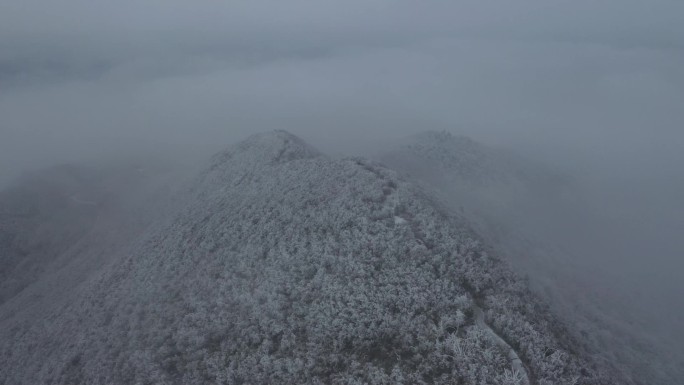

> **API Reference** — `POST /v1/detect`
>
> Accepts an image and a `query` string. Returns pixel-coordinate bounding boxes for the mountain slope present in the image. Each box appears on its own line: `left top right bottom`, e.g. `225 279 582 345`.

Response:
1 131 614 384
0 163 180 307
378 130 678 385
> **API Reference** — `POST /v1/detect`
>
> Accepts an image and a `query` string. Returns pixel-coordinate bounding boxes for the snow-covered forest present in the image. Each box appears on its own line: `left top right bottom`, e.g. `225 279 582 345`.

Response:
1 131 621 384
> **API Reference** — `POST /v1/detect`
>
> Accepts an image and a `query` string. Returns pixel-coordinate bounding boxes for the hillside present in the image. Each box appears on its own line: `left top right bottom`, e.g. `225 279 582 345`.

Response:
0 163 181 306
0 131 615 384
378 131 679 385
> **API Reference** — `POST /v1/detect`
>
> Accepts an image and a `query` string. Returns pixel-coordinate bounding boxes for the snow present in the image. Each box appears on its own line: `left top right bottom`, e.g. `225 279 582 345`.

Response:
474 305 530 385
0 131 618 385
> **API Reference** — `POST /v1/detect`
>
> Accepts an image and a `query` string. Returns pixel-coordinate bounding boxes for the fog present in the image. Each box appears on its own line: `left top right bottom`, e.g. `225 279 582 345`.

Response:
1 0 683 376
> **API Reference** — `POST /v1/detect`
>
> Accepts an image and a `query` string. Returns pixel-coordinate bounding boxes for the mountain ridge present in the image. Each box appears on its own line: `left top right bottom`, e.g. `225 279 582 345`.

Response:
0 131 617 384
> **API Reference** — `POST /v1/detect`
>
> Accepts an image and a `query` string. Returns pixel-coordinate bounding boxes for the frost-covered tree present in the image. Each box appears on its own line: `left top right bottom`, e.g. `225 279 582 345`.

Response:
0 131 617 385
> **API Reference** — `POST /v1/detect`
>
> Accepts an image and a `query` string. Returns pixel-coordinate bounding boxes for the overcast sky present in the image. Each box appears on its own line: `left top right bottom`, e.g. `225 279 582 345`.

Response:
1 0 683 183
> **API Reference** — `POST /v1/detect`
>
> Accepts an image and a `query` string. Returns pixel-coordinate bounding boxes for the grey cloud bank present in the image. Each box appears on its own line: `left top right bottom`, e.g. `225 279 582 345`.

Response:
1 1 682 174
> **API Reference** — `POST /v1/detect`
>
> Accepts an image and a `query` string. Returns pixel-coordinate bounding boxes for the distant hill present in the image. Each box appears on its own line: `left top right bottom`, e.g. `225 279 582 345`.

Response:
378 130 680 385
0 163 181 306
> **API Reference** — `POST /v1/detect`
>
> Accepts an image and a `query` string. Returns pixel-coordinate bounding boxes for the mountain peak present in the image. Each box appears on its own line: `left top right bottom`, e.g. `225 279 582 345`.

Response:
210 130 321 170
379 131 498 186
409 130 483 151
413 130 456 142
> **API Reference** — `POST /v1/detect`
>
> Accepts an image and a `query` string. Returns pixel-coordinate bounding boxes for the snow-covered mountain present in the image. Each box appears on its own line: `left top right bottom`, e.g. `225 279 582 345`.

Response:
378 131 585 276
380 131 574 240
378 131 681 385
381 131 566 189
1 131 618 384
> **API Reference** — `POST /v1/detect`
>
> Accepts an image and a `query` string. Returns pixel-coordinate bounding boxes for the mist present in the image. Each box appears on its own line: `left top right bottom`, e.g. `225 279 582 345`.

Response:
1 0 683 381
